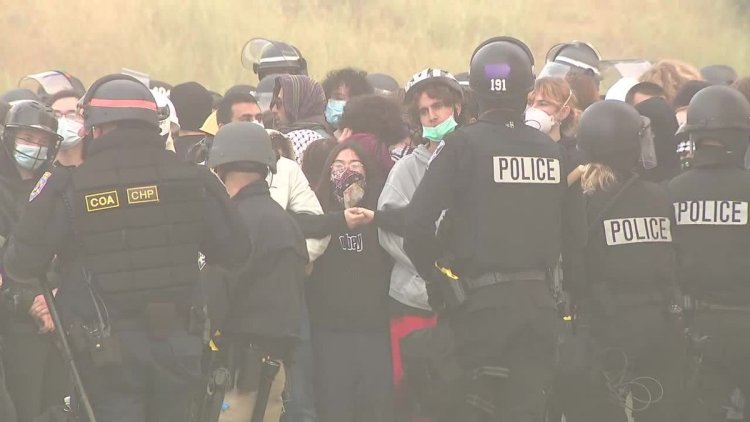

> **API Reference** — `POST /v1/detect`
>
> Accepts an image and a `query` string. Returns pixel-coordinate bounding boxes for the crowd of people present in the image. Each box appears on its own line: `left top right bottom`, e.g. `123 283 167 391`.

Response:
0 35 748 422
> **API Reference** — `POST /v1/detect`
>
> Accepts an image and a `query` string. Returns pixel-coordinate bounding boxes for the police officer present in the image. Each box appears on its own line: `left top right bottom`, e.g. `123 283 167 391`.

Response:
667 85 750 422
2 74 250 422
207 122 308 422
381 36 577 421
574 100 683 422
0 100 67 422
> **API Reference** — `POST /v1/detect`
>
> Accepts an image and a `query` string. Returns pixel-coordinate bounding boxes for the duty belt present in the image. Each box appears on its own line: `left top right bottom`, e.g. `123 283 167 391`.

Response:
464 270 547 290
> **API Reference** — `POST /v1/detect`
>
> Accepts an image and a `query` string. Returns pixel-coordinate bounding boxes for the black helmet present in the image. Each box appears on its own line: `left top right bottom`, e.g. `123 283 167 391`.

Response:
577 100 644 171
676 85 750 140
700 65 738 86
4 100 61 140
469 36 535 101
241 38 307 80
366 73 400 94
541 41 602 79
404 68 463 104
1 88 39 105
208 121 278 173
78 74 159 129
3 101 62 170
454 72 470 88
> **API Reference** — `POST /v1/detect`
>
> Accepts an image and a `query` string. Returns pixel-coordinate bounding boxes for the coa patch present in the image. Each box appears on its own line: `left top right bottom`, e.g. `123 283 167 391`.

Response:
29 172 52 202
85 190 120 212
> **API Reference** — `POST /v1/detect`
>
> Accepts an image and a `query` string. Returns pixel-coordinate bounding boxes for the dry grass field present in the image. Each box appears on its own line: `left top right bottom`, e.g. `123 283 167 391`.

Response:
0 0 748 93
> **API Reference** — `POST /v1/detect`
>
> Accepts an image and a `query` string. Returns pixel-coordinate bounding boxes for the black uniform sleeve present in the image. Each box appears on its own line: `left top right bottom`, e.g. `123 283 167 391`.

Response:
560 182 589 305
290 211 347 239
199 172 251 269
403 134 469 279
3 169 72 285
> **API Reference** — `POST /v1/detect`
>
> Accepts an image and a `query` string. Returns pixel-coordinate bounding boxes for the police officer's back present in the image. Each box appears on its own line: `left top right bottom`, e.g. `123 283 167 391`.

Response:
574 100 682 421
2 74 250 422
667 86 750 422
398 37 573 422
207 122 307 422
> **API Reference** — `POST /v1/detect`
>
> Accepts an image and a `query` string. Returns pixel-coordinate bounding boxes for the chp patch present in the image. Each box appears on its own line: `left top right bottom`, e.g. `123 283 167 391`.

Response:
85 190 120 212
29 171 52 202
126 185 159 205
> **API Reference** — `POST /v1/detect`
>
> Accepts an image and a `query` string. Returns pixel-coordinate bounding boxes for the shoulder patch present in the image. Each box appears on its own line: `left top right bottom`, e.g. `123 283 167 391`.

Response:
29 172 52 202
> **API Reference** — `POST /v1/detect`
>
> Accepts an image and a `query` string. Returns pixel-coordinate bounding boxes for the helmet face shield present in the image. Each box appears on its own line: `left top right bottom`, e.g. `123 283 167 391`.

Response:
538 62 573 79
19 71 77 99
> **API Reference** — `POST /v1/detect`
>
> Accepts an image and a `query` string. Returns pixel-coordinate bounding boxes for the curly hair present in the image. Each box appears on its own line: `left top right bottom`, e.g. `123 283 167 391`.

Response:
321 68 373 100
338 94 405 146
639 59 702 104
405 80 463 127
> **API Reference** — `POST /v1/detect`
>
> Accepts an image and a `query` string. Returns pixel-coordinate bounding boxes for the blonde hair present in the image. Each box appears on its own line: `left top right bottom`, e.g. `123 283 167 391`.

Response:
528 77 581 137
580 163 618 195
639 59 702 103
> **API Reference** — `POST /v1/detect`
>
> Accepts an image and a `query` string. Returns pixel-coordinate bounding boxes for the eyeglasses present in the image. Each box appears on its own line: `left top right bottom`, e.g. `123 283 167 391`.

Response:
54 110 83 122
331 160 364 173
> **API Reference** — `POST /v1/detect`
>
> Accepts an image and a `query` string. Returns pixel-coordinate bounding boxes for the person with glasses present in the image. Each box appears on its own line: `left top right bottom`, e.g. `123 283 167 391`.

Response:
0 100 65 422
292 141 394 422
47 90 85 167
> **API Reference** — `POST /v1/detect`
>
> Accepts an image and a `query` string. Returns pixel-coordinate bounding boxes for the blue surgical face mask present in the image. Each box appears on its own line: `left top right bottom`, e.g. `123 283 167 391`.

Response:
422 115 458 142
325 100 346 128
14 144 49 171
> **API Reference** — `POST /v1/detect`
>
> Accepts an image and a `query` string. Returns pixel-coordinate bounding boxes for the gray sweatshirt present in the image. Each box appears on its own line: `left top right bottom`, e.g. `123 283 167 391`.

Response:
377 145 433 311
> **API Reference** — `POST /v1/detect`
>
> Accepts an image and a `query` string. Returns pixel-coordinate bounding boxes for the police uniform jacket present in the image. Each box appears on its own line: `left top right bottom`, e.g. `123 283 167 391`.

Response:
2 127 250 323
218 180 308 356
667 146 750 305
583 175 679 306
400 110 570 280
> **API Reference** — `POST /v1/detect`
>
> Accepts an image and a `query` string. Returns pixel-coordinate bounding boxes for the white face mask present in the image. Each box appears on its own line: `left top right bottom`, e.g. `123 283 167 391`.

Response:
57 117 84 150
525 107 556 134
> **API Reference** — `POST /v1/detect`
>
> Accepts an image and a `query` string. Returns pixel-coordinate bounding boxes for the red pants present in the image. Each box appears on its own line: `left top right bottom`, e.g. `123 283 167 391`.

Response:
390 313 438 388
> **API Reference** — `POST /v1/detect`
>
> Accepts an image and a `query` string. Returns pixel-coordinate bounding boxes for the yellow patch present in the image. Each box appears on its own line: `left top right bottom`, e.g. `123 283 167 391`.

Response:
126 185 159 205
85 191 120 212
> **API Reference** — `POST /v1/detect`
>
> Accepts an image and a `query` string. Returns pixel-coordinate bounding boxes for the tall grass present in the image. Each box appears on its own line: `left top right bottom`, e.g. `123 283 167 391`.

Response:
1 0 748 93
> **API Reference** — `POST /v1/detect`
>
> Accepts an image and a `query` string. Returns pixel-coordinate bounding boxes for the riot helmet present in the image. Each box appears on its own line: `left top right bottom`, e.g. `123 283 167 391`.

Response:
577 100 649 172
700 65 738 86
241 38 308 80
78 74 160 130
3 100 62 173
1 88 39 105
540 41 602 80
469 36 535 103
208 121 278 174
676 85 750 157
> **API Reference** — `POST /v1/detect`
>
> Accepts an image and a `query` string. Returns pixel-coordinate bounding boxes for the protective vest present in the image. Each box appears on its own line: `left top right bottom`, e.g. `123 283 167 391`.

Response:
66 139 207 314
667 152 750 304
450 121 567 276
